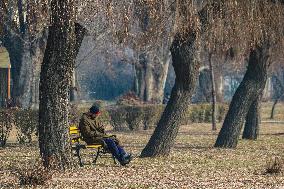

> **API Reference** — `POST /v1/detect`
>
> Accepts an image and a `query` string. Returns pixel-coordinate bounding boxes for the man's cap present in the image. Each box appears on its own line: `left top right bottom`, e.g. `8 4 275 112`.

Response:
89 105 100 114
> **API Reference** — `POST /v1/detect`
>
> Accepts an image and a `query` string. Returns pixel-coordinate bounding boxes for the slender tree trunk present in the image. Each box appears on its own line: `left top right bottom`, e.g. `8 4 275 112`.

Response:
38 0 75 169
70 23 86 102
242 92 262 140
270 99 277 119
270 76 284 119
140 31 200 157
215 42 270 148
17 0 25 35
134 53 147 100
209 52 217 130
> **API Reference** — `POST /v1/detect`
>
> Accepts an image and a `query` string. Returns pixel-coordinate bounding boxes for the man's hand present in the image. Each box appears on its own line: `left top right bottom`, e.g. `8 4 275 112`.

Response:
103 134 117 138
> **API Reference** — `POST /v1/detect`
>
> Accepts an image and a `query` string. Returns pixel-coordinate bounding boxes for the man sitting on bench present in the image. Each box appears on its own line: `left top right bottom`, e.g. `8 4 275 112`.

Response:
79 105 132 166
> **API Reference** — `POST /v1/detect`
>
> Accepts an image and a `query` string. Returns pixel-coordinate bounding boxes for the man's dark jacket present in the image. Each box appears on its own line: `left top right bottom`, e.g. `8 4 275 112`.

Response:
79 113 108 144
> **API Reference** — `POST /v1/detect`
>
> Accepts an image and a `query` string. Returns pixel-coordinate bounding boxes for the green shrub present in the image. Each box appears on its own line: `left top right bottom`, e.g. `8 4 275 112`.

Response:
124 106 144 130
143 105 164 130
13 109 38 144
0 109 14 147
108 103 228 131
217 104 228 122
108 106 128 131
187 104 228 123
108 105 164 131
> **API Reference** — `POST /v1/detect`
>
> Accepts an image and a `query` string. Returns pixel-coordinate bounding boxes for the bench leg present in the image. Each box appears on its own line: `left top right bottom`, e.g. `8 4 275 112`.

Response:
93 148 101 165
76 147 83 167
112 155 117 164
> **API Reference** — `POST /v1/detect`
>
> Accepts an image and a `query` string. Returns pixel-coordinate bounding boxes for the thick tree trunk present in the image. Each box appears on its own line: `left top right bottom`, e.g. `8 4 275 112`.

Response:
70 23 86 102
214 43 270 148
38 0 75 169
134 52 170 103
242 93 262 140
209 53 217 130
2 38 24 105
18 32 47 108
140 31 200 157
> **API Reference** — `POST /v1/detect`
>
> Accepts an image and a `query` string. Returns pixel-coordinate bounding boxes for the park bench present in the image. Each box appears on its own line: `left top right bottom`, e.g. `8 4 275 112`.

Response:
69 125 116 167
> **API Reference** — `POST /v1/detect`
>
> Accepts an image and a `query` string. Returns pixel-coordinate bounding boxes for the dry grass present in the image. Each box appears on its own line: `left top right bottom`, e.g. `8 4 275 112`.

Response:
0 122 284 188
261 102 284 121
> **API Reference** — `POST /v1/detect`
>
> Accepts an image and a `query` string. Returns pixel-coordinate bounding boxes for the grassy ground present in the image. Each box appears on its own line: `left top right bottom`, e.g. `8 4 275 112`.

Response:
0 122 283 188
261 102 284 121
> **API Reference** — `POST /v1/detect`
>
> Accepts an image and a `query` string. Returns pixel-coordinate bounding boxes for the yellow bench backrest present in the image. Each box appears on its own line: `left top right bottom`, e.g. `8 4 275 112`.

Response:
70 125 80 135
69 125 81 143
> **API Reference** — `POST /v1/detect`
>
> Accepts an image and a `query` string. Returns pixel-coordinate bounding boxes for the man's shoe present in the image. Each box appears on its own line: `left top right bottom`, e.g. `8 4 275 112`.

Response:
120 154 132 166
124 153 132 161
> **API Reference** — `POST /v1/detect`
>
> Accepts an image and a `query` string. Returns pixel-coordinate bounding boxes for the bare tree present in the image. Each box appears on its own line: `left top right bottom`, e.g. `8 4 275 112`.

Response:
140 0 203 157
214 0 284 147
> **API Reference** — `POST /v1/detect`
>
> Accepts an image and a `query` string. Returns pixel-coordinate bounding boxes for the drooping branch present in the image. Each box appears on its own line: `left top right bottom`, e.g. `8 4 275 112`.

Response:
74 23 86 57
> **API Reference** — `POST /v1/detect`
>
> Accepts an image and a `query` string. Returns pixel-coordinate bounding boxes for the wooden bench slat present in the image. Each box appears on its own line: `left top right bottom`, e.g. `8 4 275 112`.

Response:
70 130 79 135
86 145 102 148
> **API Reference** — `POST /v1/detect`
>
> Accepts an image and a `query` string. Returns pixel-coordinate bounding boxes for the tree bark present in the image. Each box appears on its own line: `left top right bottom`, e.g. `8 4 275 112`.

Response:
140 31 200 157
242 92 262 140
214 42 270 148
209 53 217 130
38 0 75 169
